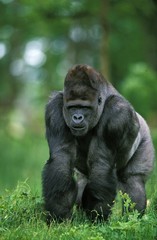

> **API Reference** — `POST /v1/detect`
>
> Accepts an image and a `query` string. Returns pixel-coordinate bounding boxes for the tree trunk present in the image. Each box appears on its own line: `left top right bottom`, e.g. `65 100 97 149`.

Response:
100 0 110 80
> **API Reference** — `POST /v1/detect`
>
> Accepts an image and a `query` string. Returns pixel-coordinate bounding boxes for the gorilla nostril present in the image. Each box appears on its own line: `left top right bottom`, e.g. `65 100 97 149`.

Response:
72 114 84 124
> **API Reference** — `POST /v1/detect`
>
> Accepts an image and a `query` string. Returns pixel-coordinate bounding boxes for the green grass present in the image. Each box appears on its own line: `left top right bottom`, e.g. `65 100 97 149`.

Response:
0 181 157 240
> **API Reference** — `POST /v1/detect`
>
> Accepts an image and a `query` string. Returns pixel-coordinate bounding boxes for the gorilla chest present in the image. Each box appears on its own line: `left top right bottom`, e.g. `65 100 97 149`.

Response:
75 135 92 176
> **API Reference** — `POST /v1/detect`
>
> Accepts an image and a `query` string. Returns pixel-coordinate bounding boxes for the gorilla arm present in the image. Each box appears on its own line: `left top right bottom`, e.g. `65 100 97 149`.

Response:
42 92 77 222
104 95 154 214
103 95 140 170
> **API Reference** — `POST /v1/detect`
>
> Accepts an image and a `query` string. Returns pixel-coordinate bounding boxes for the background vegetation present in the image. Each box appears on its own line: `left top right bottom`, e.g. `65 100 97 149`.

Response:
0 0 157 239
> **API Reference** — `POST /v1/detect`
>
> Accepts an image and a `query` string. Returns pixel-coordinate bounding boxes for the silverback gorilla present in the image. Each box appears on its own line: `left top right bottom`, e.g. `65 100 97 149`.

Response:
42 64 154 223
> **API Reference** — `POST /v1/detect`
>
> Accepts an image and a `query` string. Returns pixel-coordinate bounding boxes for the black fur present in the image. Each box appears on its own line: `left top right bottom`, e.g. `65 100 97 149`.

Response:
42 64 154 223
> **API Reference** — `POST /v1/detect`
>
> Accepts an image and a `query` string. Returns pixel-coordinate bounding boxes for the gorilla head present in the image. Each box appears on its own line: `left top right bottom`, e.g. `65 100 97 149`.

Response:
63 65 106 136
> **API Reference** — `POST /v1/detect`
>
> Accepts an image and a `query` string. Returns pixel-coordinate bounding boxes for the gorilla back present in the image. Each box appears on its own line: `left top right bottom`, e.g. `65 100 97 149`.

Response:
42 64 154 223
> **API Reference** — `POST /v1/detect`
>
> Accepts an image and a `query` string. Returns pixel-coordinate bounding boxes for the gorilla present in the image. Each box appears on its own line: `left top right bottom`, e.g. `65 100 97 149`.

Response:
42 64 154 223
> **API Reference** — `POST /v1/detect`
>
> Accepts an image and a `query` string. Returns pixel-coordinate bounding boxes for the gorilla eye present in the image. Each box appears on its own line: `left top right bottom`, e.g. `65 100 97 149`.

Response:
98 96 102 105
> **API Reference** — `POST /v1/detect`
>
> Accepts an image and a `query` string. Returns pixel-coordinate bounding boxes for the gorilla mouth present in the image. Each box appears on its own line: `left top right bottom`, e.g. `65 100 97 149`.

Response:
71 126 87 136
71 126 86 131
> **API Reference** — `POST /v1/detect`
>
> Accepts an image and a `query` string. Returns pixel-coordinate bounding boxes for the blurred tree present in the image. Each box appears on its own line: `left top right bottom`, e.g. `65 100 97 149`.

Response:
121 63 157 123
100 0 110 79
0 0 157 118
109 0 156 87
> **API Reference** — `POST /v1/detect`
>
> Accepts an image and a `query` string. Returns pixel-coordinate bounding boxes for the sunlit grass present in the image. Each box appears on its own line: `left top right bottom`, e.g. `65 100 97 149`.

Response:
0 181 157 240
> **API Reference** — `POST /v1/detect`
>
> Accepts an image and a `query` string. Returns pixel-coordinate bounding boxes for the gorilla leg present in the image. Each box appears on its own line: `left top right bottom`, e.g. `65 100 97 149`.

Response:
82 167 117 221
119 175 146 215
118 128 154 215
75 169 88 207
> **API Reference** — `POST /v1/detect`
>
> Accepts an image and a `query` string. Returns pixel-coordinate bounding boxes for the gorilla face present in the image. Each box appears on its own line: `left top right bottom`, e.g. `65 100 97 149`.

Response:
63 97 102 137
63 65 106 137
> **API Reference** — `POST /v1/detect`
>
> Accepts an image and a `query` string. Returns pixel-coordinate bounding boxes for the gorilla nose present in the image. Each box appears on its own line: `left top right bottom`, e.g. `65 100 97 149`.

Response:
72 114 84 124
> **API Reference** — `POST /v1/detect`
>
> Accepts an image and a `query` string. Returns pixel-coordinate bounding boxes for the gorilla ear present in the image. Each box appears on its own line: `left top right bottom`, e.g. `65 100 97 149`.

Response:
98 96 102 105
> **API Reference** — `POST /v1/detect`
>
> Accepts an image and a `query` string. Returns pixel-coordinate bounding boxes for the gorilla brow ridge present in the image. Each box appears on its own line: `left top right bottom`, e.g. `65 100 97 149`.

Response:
65 85 97 101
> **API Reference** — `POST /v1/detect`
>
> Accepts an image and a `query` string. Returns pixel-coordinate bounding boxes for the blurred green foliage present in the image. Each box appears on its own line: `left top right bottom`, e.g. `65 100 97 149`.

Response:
121 63 157 120
0 128 48 194
0 0 157 109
